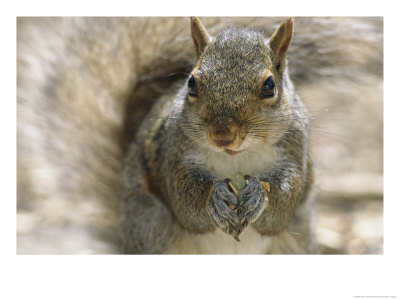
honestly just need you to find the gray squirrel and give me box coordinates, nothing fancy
[17,17,382,254]
[120,17,315,254]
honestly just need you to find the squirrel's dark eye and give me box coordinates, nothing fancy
[261,76,276,99]
[187,75,198,98]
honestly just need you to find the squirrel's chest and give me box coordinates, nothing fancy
[187,144,280,178]
[191,226,273,254]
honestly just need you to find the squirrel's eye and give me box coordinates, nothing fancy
[261,76,276,99]
[187,75,198,98]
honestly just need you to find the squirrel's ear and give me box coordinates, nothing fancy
[191,17,211,57]
[269,17,294,74]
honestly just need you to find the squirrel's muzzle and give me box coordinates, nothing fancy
[207,123,239,149]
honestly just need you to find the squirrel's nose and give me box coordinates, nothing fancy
[209,124,236,147]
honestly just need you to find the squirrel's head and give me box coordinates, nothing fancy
[183,17,294,155]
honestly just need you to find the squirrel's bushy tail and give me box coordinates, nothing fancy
[17,17,382,253]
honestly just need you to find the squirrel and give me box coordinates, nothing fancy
[120,17,316,254]
[17,17,383,254]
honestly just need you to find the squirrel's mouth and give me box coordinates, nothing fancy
[224,148,245,155]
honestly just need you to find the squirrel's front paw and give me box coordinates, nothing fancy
[207,179,241,240]
[237,175,268,230]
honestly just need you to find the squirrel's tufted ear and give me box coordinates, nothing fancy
[190,17,211,58]
[269,17,294,74]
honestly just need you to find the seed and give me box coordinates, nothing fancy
[229,172,247,193]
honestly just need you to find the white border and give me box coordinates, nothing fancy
[3,0,399,299]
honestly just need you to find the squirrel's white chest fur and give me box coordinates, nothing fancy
[193,226,273,254]
[171,225,274,254]
[186,143,280,178]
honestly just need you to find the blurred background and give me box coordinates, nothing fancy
[301,75,383,254]
[293,18,383,254]
[17,17,383,254]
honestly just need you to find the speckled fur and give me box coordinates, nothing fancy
[121,18,317,254]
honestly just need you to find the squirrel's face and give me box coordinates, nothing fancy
[182,28,293,155]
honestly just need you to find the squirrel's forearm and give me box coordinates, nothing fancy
[253,152,313,235]
[165,161,217,233]
[253,164,304,235]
